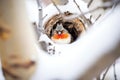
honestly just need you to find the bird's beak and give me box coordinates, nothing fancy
[57,31,62,35]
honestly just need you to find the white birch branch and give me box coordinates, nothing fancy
[0,0,38,80]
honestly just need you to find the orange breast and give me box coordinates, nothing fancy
[52,33,69,39]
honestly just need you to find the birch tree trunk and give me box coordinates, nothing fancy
[0,0,38,80]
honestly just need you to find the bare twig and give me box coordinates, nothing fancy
[87,0,93,8]
[73,0,92,26]
[73,0,83,15]
[36,0,48,36]
[64,3,113,21]
[90,15,92,21]
[42,14,48,20]
[81,0,115,17]
[51,0,62,15]
[102,66,111,80]
[36,0,43,36]
[37,0,42,26]
[40,14,48,34]
[38,8,42,27]
[82,6,110,16]
[113,61,118,80]
[37,0,42,8]
[95,14,102,22]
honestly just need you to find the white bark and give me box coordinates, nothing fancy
[0,0,38,80]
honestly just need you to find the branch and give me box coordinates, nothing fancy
[87,0,93,8]
[73,0,92,26]
[102,66,111,80]
[113,61,118,80]
[63,4,113,22]
[0,0,38,80]
[94,14,102,23]
[51,0,62,15]
[36,0,43,35]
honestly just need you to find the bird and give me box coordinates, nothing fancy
[50,22,72,44]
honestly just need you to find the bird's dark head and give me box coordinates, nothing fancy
[55,23,64,35]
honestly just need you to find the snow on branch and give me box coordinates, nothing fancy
[34,1,120,80]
